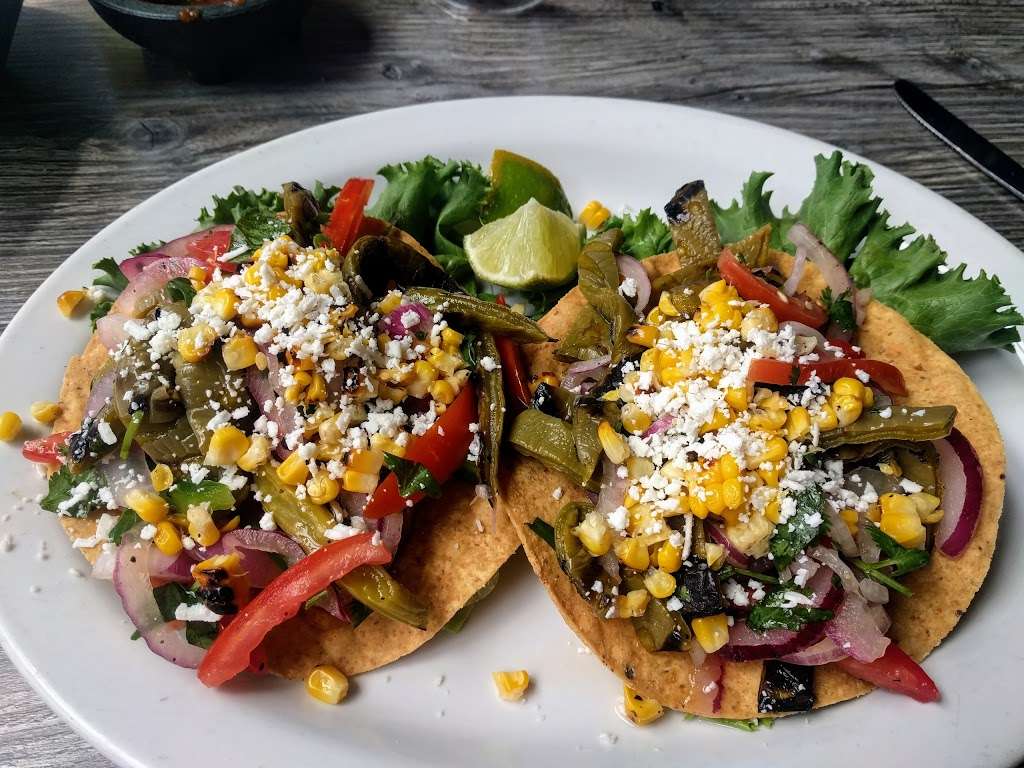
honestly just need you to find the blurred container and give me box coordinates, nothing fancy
[1,0,23,67]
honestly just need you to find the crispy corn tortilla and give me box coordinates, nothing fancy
[498,251,1005,718]
[54,334,521,679]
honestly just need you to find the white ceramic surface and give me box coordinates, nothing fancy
[0,97,1020,768]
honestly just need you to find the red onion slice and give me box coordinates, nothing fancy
[933,428,983,558]
[780,636,847,666]
[562,354,611,392]
[99,447,151,509]
[111,256,207,317]
[95,313,132,350]
[119,253,168,280]
[114,534,206,669]
[787,223,862,324]
[824,506,858,558]
[148,550,196,583]
[781,247,808,296]
[706,522,752,568]
[376,512,405,555]
[595,457,627,519]
[91,546,117,581]
[192,529,303,588]
[642,413,674,438]
[808,544,861,596]
[686,652,723,715]
[616,255,652,313]
[380,302,432,339]
[824,592,890,663]
[84,368,116,419]
[246,358,300,460]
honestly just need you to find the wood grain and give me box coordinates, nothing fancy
[2,0,1023,765]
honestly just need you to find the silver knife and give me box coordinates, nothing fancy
[894,79,1024,202]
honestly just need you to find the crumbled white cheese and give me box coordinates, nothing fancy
[174,603,222,623]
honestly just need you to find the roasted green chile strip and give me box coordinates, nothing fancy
[663,180,723,266]
[508,409,597,489]
[577,230,638,364]
[137,416,201,464]
[894,444,939,497]
[173,354,251,453]
[553,502,614,614]
[476,332,505,494]
[572,406,603,485]
[343,235,460,303]
[253,468,428,629]
[405,287,549,343]
[622,573,691,653]
[555,306,611,362]
[818,406,956,449]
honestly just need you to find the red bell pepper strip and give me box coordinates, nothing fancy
[22,431,72,465]
[323,178,374,256]
[494,297,532,409]
[186,227,237,273]
[718,249,829,328]
[748,357,907,397]
[825,338,865,359]
[197,532,390,687]
[836,644,940,703]
[362,382,477,520]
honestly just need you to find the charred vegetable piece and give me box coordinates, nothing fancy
[895,444,939,496]
[508,409,597,489]
[252,467,428,629]
[112,337,179,428]
[405,287,548,343]
[531,381,575,421]
[343,235,460,303]
[553,502,614,614]
[281,182,321,246]
[66,407,121,471]
[818,406,956,450]
[844,466,902,497]
[727,223,774,269]
[663,180,723,266]
[476,332,505,494]
[572,406,603,485]
[675,559,724,620]
[633,593,692,652]
[554,306,611,362]
[173,354,251,453]
[137,416,201,464]
[577,230,639,364]
[758,661,815,713]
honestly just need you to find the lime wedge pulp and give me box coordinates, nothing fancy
[465,198,583,290]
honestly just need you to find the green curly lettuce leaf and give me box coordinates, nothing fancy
[600,208,673,258]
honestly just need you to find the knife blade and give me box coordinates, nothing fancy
[894,79,1024,202]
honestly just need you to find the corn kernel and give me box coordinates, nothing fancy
[205,424,250,467]
[692,613,730,653]
[626,324,659,348]
[724,387,749,412]
[177,324,217,363]
[186,504,220,547]
[879,493,926,548]
[276,452,310,485]
[866,503,882,523]
[863,386,875,407]
[306,665,349,705]
[615,538,650,570]
[305,373,328,403]
[700,407,731,434]
[427,350,461,377]
[220,515,240,533]
[759,436,789,464]
[785,406,811,441]
[377,291,403,315]
[221,334,258,371]
[626,455,656,480]
[440,327,464,353]
[150,463,173,492]
[369,434,406,459]
[758,465,781,487]
[658,291,680,317]
[722,477,745,510]
[617,589,651,618]
[840,508,859,535]
[125,489,169,524]
[342,469,378,494]
[813,402,839,430]
[237,311,262,329]
[597,420,630,464]
[187,265,207,286]
[764,497,782,523]
[621,403,653,434]
[528,372,560,394]
[265,249,289,270]
[306,472,340,505]
[644,568,677,599]
[492,670,531,702]
[429,379,456,406]
[210,288,238,321]
[704,483,726,516]
[718,454,740,480]
[579,200,611,230]
[57,289,86,317]
[689,493,709,519]
[29,401,61,424]
[831,376,864,400]
[237,435,271,472]
[705,542,726,569]
[623,685,664,726]
[575,510,613,556]
[153,521,183,556]
[740,305,778,339]
[831,394,863,427]
[349,448,385,475]
[656,541,683,573]
[0,411,21,441]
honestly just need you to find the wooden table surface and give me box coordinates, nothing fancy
[1,0,1022,765]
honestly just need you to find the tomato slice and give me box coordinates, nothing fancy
[197,532,390,687]
[825,338,865,359]
[494,296,532,409]
[748,357,907,397]
[323,178,375,256]
[718,249,828,328]
[186,227,237,274]
[22,431,72,465]
[362,383,477,520]
[836,644,940,703]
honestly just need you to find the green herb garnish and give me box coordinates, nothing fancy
[820,286,856,333]
[40,465,106,518]
[527,517,556,549]
[382,453,442,499]
[852,525,929,597]
[769,486,828,569]
[108,509,140,546]
[599,208,673,258]
[166,479,235,514]
[164,276,197,307]
[747,586,833,632]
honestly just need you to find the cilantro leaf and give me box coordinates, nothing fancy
[853,525,930,597]
[747,587,833,632]
[198,185,282,228]
[92,257,128,293]
[228,210,292,263]
[166,479,236,515]
[820,287,856,333]
[368,156,452,248]
[153,582,193,623]
[382,453,442,499]
[601,209,673,259]
[717,564,779,586]
[129,240,165,257]
[684,714,774,732]
[711,171,794,251]
[794,151,880,262]
[107,509,140,545]
[89,298,114,330]
[164,277,196,306]
[527,517,556,549]
[40,465,107,518]
[769,486,828,569]
[185,621,219,649]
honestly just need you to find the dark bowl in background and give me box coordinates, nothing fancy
[87,0,307,82]
[1,0,24,67]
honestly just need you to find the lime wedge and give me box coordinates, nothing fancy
[481,149,572,224]
[465,198,582,290]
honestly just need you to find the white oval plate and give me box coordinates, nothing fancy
[1,97,1021,768]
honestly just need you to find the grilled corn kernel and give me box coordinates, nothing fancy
[440,327,464,353]
[879,493,926,548]
[598,420,631,464]
[618,589,651,618]
[427,350,461,377]
[813,402,839,430]
[306,665,349,705]
[704,483,726,516]
[615,538,650,570]
[369,434,406,459]
[0,411,21,441]
[705,542,727,570]
[529,372,560,395]
[575,510,613,556]
[909,491,941,518]
[306,373,328,403]
[692,613,730,653]
[342,469,378,494]
[153,521,183,556]
[125,489,169,524]
[29,401,61,424]
[656,541,683,573]
[210,288,238,321]
[785,406,811,441]
[626,324,659,348]
[688,492,709,519]
[57,289,86,317]
[221,334,258,371]
[306,472,340,505]
[840,508,859,535]
[243,265,262,286]
[187,266,207,288]
[177,323,217,363]
[644,568,677,599]
[626,456,656,480]
[205,424,250,467]
[429,379,456,406]
[579,200,611,230]
[284,370,312,405]
[740,305,778,339]
[150,463,173,492]
[186,504,220,547]
[722,477,745,510]
[832,376,865,400]
[237,311,262,329]
[764,497,782,523]
[349,448,385,475]
[757,465,781,487]
[700,407,731,435]
[276,452,310,485]
[236,435,271,472]
[492,670,531,702]
[831,394,863,427]
[718,454,740,481]
[658,291,680,317]
[621,403,653,434]
[759,436,789,465]
[724,386,749,412]
[623,685,664,726]
[866,503,882,523]
[377,291,403,315]
[863,386,875,407]
[220,515,241,533]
